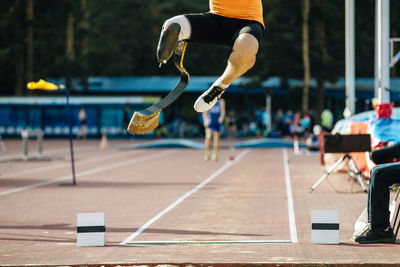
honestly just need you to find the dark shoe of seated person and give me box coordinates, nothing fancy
[354,227,395,244]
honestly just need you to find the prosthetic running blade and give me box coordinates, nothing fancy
[127,42,189,134]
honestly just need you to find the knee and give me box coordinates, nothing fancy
[370,166,384,183]
[232,33,259,59]
[370,150,385,165]
[370,165,392,188]
[162,15,191,41]
[229,34,259,67]
[205,130,212,139]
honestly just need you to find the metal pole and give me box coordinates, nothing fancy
[65,86,77,185]
[345,0,356,117]
[390,38,400,68]
[374,0,379,98]
[21,130,29,161]
[375,0,391,104]
[265,88,272,133]
[266,95,271,133]
[37,130,43,159]
[0,134,12,166]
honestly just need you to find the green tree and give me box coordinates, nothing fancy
[302,0,310,112]
[0,1,25,95]
[0,0,399,102]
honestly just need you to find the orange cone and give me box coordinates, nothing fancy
[100,134,108,150]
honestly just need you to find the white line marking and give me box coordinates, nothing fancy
[283,148,298,243]
[0,150,175,197]
[0,144,97,162]
[127,239,291,245]
[0,149,143,179]
[120,149,250,245]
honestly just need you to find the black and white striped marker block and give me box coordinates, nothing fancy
[311,210,339,244]
[77,213,105,246]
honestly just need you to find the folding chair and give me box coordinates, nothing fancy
[391,186,400,240]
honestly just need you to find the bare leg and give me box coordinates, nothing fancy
[82,125,87,139]
[293,135,299,154]
[194,33,259,112]
[212,131,221,161]
[220,33,259,85]
[204,128,212,160]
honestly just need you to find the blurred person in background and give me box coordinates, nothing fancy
[256,106,264,137]
[203,99,226,161]
[321,108,333,132]
[122,106,131,135]
[300,111,311,135]
[282,110,293,136]
[77,107,87,139]
[274,109,284,136]
[290,111,304,154]
[225,110,237,138]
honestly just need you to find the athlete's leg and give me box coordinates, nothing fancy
[220,33,259,85]
[194,31,261,113]
[204,128,212,161]
[212,131,221,161]
[157,15,191,67]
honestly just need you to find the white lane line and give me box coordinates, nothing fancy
[0,150,176,197]
[120,149,250,245]
[0,149,143,179]
[283,148,298,243]
[127,239,291,245]
[0,144,98,162]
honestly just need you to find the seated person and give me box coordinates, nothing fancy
[354,143,400,244]
[370,142,400,165]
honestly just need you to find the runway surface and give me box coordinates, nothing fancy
[0,138,399,266]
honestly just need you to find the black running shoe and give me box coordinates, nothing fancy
[354,227,395,244]
[194,85,225,112]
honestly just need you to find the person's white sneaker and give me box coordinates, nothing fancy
[193,85,226,112]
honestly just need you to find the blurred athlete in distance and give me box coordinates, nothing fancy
[157,0,264,113]
[202,98,226,161]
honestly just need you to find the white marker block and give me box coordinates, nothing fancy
[312,210,339,244]
[77,213,105,246]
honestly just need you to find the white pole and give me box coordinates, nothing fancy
[21,130,29,161]
[345,0,356,117]
[375,0,391,104]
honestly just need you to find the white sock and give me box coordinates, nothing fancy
[213,77,229,90]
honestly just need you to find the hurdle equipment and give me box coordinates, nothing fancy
[21,130,49,161]
[21,130,29,161]
[312,210,339,244]
[0,130,51,162]
[77,213,105,246]
[27,80,76,185]
[0,134,11,166]
[127,41,189,134]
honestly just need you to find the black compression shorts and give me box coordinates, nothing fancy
[184,12,264,48]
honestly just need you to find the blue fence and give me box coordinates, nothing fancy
[0,96,160,137]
